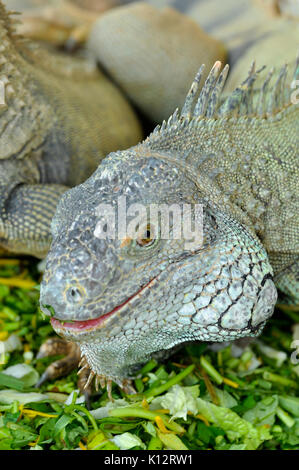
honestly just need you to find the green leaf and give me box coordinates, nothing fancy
[87,430,119,450]
[279,396,299,417]
[196,397,272,450]
[157,431,188,450]
[64,423,87,449]
[53,414,74,437]
[0,372,25,391]
[0,428,11,441]
[0,390,48,405]
[243,395,279,426]
[39,418,56,444]
[2,363,39,387]
[0,438,13,450]
[196,422,225,445]
[142,421,157,438]
[208,388,238,408]
[7,422,38,449]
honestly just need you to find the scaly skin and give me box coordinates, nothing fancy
[40,59,298,391]
[0,1,142,257]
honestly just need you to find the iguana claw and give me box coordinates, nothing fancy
[36,340,136,400]
[79,355,136,400]
[35,338,81,388]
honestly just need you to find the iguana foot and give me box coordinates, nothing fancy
[78,355,136,400]
[36,338,96,404]
[36,342,96,407]
[36,338,81,387]
[9,0,124,48]
[36,338,135,401]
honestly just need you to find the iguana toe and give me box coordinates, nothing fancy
[79,355,136,400]
[35,338,81,387]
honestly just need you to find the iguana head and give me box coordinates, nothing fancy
[40,147,277,382]
[40,62,278,383]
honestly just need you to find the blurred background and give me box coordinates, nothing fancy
[3,1,299,62]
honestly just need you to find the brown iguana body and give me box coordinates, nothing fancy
[2,0,124,47]
[0,1,142,257]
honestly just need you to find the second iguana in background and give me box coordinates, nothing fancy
[0,1,142,257]
[40,57,299,397]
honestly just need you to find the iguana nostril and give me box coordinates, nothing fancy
[66,286,84,304]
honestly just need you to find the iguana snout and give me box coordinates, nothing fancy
[40,230,119,322]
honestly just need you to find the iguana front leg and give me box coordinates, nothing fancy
[0,183,68,258]
[36,337,81,386]
[35,337,123,401]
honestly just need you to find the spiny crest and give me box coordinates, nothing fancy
[0,1,21,39]
[0,2,33,116]
[148,51,299,140]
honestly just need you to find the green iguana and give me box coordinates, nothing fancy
[40,58,299,397]
[0,0,142,257]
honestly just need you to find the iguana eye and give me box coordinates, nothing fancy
[136,224,155,247]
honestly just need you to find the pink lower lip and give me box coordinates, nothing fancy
[50,279,156,332]
[50,308,117,331]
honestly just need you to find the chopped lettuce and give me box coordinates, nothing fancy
[2,363,39,387]
[243,395,279,426]
[0,334,22,354]
[279,396,299,418]
[111,432,146,450]
[150,385,199,420]
[0,389,49,405]
[255,341,287,367]
[195,397,272,449]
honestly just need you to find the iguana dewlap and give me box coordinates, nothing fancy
[40,58,299,391]
[0,1,142,257]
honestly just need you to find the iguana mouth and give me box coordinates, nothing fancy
[50,277,157,333]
